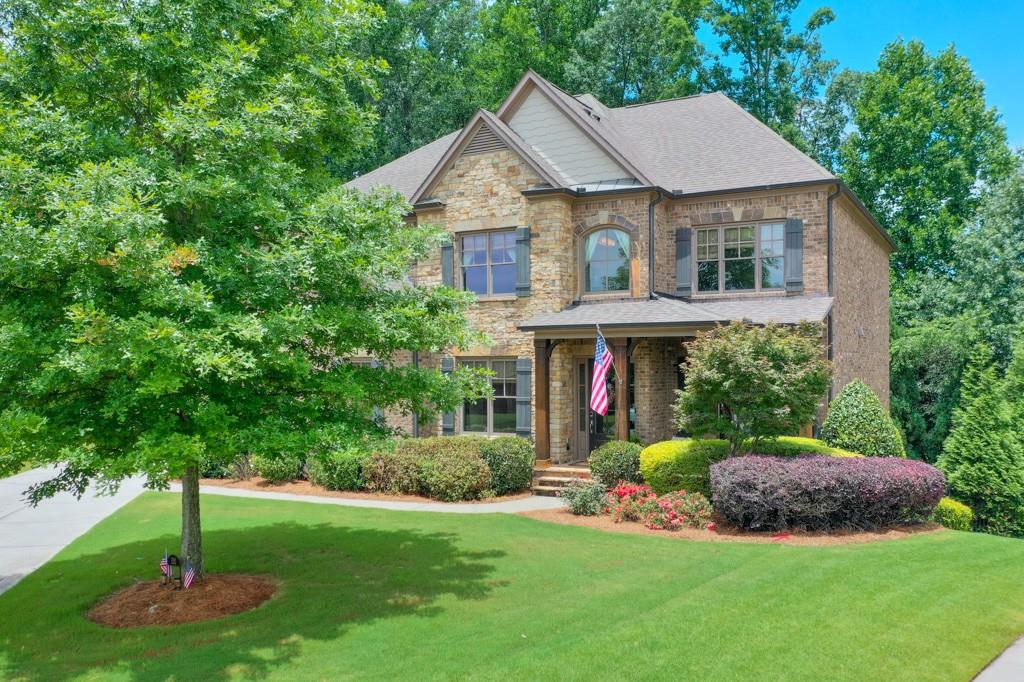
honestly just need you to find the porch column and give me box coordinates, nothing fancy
[533,339,551,460]
[611,337,629,442]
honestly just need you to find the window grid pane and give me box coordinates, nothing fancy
[459,359,517,435]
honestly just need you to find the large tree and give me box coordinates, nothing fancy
[839,40,1013,279]
[0,0,487,577]
[565,0,705,105]
[705,0,836,145]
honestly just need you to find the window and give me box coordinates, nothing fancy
[461,359,516,434]
[461,231,516,296]
[695,222,785,293]
[584,228,631,292]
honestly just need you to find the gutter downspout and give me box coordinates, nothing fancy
[648,191,665,299]
[826,184,841,404]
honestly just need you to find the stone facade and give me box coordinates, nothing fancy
[372,143,891,461]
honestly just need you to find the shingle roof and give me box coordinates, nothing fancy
[344,72,834,201]
[517,295,833,331]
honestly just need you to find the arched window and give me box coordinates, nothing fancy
[584,228,631,292]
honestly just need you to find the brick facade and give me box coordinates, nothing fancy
[367,144,891,459]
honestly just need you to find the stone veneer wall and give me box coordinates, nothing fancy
[655,187,831,296]
[831,195,891,405]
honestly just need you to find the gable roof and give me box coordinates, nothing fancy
[345,70,835,202]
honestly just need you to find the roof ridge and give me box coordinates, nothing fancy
[617,91,719,109]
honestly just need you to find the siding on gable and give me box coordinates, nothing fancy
[508,89,628,186]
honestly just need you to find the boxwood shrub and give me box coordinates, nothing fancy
[308,447,371,491]
[639,437,858,496]
[710,455,945,531]
[589,440,644,486]
[479,436,535,495]
[932,497,973,531]
[559,479,606,516]
[252,453,304,483]
[419,449,491,501]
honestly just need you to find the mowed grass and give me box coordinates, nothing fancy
[2,494,1024,681]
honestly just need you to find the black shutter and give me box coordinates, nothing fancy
[675,227,693,296]
[515,356,532,439]
[784,218,804,292]
[441,243,455,288]
[440,356,456,435]
[515,226,531,297]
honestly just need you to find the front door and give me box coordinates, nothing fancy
[575,359,617,462]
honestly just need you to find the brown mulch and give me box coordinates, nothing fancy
[87,574,277,628]
[197,477,533,504]
[519,508,945,546]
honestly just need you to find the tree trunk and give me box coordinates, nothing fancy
[181,464,205,578]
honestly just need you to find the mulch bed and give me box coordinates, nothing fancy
[519,508,944,546]
[198,477,533,504]
[87,574,277,628]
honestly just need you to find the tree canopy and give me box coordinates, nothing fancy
[0,0,488,575]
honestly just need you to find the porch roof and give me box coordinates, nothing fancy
[518,294,833,337]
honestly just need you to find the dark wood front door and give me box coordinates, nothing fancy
[575,359,617,462]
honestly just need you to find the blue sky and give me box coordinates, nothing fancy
[716,0,1024,147]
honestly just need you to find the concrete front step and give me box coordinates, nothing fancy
[532,485,564,497]
[532,476,579,489]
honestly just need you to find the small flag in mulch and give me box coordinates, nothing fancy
[183,561,196,589]
[159,551,170,578]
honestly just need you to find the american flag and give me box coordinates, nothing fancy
[590,332,615,416]
[159,551,170,578]
[183,561,196,589]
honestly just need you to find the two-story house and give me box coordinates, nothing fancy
[347,70,893,464]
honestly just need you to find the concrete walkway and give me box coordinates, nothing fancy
[975,636,1024,681]
[170,482,566,514]
[0,467,146,594]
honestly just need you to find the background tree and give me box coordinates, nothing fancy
[675,322,832,455]
[838,40,1013,279]
[889,317,979,462]
[938,345,1024,536]
[565,0,705,105]
[705,0,836,145]
[0,0,488,577]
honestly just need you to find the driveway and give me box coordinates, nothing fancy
[0,467,145,594]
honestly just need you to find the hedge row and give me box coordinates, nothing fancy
[639,437,861,497]
[710,455,945,531]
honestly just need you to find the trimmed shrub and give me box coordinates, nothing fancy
[559,479,606,516]
[479,436,535,495]
[639,491,713,530]
[589,441,643,486]
[640,440,730,496]
[821,379,906,457]
[308,447,370,491]
[419,449,491,501]
[252,453,304,483]
[932,497,973,531]
[755,437,861,458]
[640,437,861,497]
[364,448,422,495]
[710,456,945,531]
[200,454,234,479]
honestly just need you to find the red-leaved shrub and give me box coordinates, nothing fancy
[605,481,655,522]
[710,455,945,531]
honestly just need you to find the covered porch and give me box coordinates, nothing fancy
[519,295,834,463]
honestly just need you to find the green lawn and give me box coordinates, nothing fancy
[2,493,1024,681]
